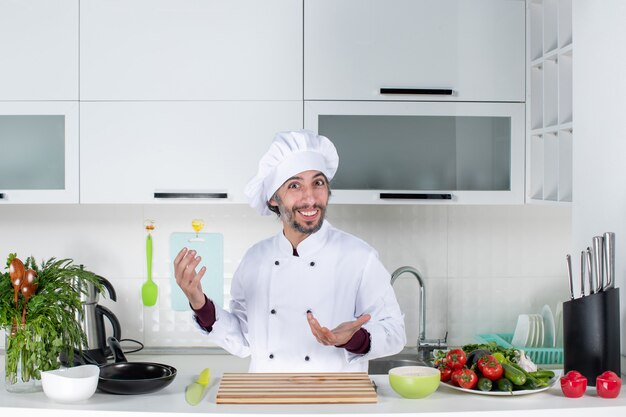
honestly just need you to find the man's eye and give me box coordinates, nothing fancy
[315,180,326,186]
[288,183,300,189]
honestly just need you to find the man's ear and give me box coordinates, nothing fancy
[268,197,278,208]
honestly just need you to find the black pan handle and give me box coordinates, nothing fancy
[107,337,128,363]
[380,193,452,200]
[380,88,454,95]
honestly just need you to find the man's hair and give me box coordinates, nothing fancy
[266,177,332,218]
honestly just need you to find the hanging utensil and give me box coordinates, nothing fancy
[566,254,574,300]
[603,232,615,290]
[592,236,604,292]
[141,220,158,307]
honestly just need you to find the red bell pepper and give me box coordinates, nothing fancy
[596,371,622,399]
[560,370,587,398]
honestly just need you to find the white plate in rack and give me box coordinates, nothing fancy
[542,304,556,348]
[511,314,531,347]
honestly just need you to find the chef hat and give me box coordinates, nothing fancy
[244,130,339,216]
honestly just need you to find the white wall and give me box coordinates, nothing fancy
[0,203,570,349]
[572,0,626,368]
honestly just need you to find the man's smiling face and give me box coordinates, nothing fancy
[270,170,330,237]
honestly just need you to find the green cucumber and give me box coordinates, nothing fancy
[529,370,555,379]
[496,377,513,392]
[502,363,527,386]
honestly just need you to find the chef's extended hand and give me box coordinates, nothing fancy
[306,312,371,347]
[173,247,206,310]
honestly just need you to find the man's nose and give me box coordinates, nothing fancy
[301,186,315,204]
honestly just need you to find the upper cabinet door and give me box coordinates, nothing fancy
[0,102,79,203]
[0,0,78,100]
[79,101,302,204]
[80,0,302,101]
[304,0,525,102]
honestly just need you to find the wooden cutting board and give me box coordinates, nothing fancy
[216,372,377,404]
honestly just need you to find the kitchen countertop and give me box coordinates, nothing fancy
[2,352,625,417]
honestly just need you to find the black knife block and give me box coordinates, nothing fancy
[562,287,621,386]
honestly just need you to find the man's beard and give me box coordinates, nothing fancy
[276,198,326,235]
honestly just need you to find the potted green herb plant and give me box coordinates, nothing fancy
[1,254,102,393]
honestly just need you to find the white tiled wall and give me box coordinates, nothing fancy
[0,203,571,349]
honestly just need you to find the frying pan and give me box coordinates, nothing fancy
[98,337,177,395]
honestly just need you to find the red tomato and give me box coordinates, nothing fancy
[451,369,465,386]
[596,371,622,399]
[476,355,503,381]
[560,370,587,398]
[438,365,453,382]
[455,369,478,390]
[445,349,467,370]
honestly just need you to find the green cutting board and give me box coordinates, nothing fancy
[169,232,224,311]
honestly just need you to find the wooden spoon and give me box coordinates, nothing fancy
[8,257,25,336]
[20,269,38,328]
[9,257,25,306]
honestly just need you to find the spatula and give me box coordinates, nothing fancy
[142,221,158,306]
[185,368,211,406]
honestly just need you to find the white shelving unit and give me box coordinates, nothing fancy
[526,0,573,203]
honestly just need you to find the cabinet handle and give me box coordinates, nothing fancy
[154,192,228,199]
[0,193,5,200]
[380,88,454,96]
[380,193,452,200]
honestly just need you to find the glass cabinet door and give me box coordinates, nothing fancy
[304,101,524,204]
[0,102,78,203]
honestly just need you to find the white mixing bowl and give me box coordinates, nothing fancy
[41,364,100,403]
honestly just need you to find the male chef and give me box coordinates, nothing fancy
[174,130,406,372]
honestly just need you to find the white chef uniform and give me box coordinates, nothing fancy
[200,219,406,372]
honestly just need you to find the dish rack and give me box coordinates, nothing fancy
[476,333,564,365]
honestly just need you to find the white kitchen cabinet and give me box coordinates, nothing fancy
[0,0,78,100]
[0,102,79,203]
[304,0,525,102]
[80,0,302,101]
[526,0,573,203]
[305,101,525,205]
[79,101,302,204]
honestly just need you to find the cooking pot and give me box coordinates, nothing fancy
[98,337,177,395]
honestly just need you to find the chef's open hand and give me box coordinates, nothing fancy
[306,312,371,347]
[173,247,206,310]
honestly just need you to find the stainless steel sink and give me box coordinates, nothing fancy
[367,353,432,374]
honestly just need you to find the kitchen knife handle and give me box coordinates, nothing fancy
[586,248,594,294]
[580,251,586,297]
[566,254,574,300]
[603,232,615,289]
[380,88,454,95]
[379,193,452,200]
[592,236,604,292]
[154,192,228,199]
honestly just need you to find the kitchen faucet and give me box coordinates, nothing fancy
[391,266,447,362]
